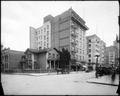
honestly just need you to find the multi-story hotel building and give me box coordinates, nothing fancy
[86,34,106,65]
[30,21,51,49]
[30,8,89,64]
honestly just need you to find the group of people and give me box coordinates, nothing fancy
[95,64,119,95]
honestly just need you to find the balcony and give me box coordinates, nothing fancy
[74,47,78,53]
[71,40,77,46]
[71,56,76,60]
[71,22,78,29]
[71,46,78,53]
[71,31,78,38]
[71,48,76,54]
[71,38,78,46]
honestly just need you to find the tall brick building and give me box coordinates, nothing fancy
[30,8,89,64]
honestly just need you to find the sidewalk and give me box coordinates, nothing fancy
[10,71,85,76]
[11,72,57,76]
[87,74,119,86]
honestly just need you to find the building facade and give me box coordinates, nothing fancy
[105,35,119,67]
[86,34,106,65]
[30,8,89,65]
[30,21,51,50]
[24,48,59,71]
[105,46,117,66]
[1,48,24,72]
[113,35,119,61]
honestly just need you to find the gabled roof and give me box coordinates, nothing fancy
[25,48,48,54]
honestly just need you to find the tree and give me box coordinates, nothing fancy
[64,48,71,73]
[54,48,71,74]
[54,48,63,67]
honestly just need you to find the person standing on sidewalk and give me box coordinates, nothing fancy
[95,66,99,78]
[116,79,120,95]
[111,64,116,83]
[116,64,120,95]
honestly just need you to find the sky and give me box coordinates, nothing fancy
[1,1,119,51]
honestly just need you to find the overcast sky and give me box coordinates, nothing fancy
[1,1,119,51]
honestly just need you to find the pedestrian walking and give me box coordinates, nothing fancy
[116,65,120,95]
[95,66,99,78]
[111,65,116,83]
[0,82,4,96]
[116,80,120,95]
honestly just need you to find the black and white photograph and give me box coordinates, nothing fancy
[1,1,119,95]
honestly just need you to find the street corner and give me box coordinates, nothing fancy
[86,75,119,86]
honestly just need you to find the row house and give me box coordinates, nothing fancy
[1,48,24,72]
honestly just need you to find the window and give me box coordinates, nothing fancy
[44,42,46,46]
[41,29,43,34]
[88,44,91,47]
[53,54,55,58]
[47,25,49,30]
[89,59,91,63]
[39,47,41,50]
[89,49,91,52]
[49,53,51,56]
[47,37,49,42]
[36,37,38,41]
[29,54,31,58]
[41,36,42,39]
[47,31,49,35]
[44,36,46,40]
[96,49,99,52]
[89,39,91,42]
[47,43,49,48]
[88,54,91,57]
[44,28,46,32]
[5,63,8,69]
[80,49,81,54]
[5,55,8,62]
[80,56,81,60]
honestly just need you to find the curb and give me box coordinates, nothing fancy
[11,73,71,76]
[12,73,57,76]
[87,81,119,86]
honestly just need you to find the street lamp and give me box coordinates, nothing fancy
[95,55,100,78]
[95,55,100,66]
